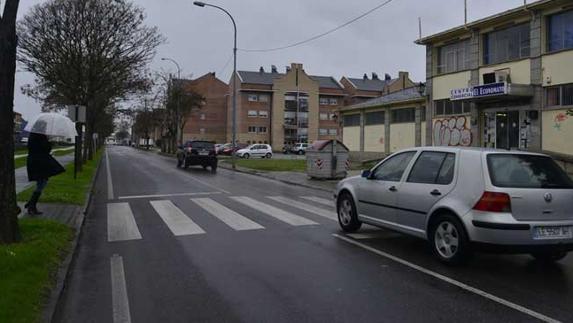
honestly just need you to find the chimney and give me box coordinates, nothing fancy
[259,66,265,73]
[363,73,369,80]
[384,73,392,81]
[271,65,278,73]
[399,71,409,89]
[372,72,379,80]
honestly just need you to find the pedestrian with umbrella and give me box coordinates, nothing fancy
[23,113,77,215]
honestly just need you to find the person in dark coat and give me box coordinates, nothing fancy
[25,132,65,215]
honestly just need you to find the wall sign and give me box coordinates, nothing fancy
[450,83,508,101]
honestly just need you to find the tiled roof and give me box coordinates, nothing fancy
[347,77,394,92]
[238,71,343,89]
[341,86,424,111]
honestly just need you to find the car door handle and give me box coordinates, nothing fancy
[430,189,442,196]
[389,186,398,192]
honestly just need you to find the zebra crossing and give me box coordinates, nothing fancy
[107,195,336,242]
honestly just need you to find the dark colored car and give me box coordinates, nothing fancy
[176,141,217,172]
[219,143,248,156]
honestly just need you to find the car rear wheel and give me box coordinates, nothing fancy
[243,153,250,159]
[337,192,361,232]
[265,153,272,159]
[429,213,471,265]
[531,251,568,263]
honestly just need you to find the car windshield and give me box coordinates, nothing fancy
[487,154,573,189]
[187,141,214,150]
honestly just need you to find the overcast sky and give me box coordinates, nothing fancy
[13,0,538,120]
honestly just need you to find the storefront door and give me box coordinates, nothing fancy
[483,110,520,150]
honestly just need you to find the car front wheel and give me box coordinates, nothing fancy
[243,153,250,159]
[429,213,471,265]
[337,192,361,232]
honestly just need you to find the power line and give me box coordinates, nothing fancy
[239,0,396,53]
[218,53,233,76]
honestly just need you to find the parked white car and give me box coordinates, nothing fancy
[291,143,309,155]
[236,144,273,159]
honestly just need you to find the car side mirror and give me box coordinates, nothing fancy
[361,170,371,179]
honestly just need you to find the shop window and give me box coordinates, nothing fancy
[437,39,471,74]
[248,110,258,117]
[248,94,258,102]
[548,10,573,52]
[547,83,573,107]
[365,111,385,125]
[435,100,470,116]
[328,129,338,136]
[483,23,530,65]
[259,110,268,118]
[391,108,416,123]
[343,114,361,127]
[319,97,329,105]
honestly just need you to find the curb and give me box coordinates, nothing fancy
[218,162,334,193]
[41,150,105,323]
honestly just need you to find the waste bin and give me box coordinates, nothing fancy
[306,140,350,179]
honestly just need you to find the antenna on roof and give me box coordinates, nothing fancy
[464,0,468,26]
[418,17,422,40]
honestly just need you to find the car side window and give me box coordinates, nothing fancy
[371,151,416,181]
[407,152,456,185]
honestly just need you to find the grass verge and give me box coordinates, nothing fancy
[0,219,73,323]
[233,158,306,172]
[17,149,102,205]
[14,148,74,170]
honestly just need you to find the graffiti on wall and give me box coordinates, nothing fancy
[433,116,472,146]
[553,112,569,131]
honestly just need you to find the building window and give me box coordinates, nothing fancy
[546,83,573,107]
[343,114,361,127]
[259,94,269,102]
[248,110,258,117]
[364,111,385,125]
[329,112,337,121]
[434,100,471,116]
[329,129,338,136]
[437,39,471,74]
[248,126,257,133]
[248,94,258,102]
[319,128,328,136]
[319,97,329,105]
[259,110,268,118]
[483,23,530,65]
[420,107,426,121]
[258,127,267,133]
[391,108,416,123]
[320,113,329,121]
[200,128,205,134]
[329,98,338,105]
[200,113,206,120]
[548,10,573,52]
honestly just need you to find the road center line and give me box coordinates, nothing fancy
[110,254,132,323]
[106,149,114,200]
[333,234,560,323]
[118,192,221,200]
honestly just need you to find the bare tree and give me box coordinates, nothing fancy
[17,0,164,160]
[166,79,204,150]
[0,0,21,243]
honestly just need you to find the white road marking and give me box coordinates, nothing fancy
[191,198,264,231]
[345,232,401,240]
[118,192,221,200]
[267,196,337,221]
[333,234,560,323]
[231,197,318,226]
[300,196,334,207]
[150,200,205,236]
[184,174,230,194]
[106,149,114,200]
[107,203,142,242]
[110,254,132,323]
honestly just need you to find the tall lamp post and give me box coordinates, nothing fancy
[193,1,237,170]
[161,57,183,148]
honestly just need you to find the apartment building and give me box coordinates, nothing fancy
[416,0,573,172]
[229,63,345,150]
[340,72,416,105]
[179,72,228,143]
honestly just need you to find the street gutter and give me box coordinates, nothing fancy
[42,150,105,323]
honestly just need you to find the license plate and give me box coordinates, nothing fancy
[199,151,209,156]
[533,226,573,240]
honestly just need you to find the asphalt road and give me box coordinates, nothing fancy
[54,146,573,323]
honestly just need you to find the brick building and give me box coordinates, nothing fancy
[228,63,346,150]
[340,72,416,106]
[179,72,228,143]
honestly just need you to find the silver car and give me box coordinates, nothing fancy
[335,147,573,264]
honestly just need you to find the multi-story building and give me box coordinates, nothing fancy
[229,63,346,150]
[416,0,573,173]
[179,72,228,143]
[340,72,416,105]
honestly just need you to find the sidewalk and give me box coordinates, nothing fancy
[15,154,75,193]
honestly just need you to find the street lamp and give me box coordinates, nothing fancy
[193,1,238,170]
[161,57,183,148]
